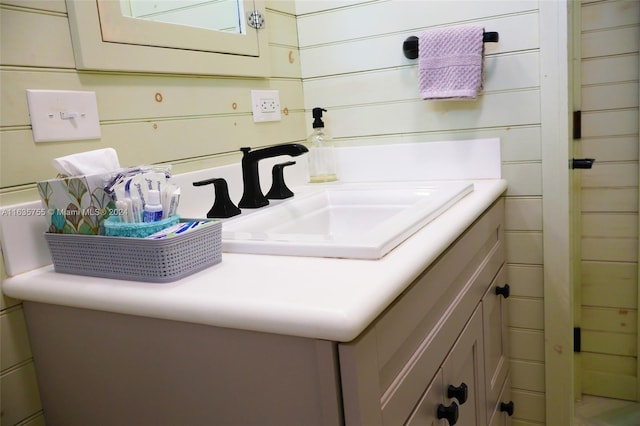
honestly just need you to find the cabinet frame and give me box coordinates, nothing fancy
[339,199,507,426]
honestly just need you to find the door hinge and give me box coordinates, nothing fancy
[574,327,581,352]
[247,10,265,29]
[573,110,582,139]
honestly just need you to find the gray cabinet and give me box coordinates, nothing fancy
[339,198,509,425]
[23,200,510,425]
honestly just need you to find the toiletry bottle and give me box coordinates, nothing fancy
[308,107,338,183]
[143,189,163,222]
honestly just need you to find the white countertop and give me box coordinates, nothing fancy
[2,179,506,342]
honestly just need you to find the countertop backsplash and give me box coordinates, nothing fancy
[1,138,500,277]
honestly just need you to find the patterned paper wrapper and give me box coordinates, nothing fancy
[37,174,115,235]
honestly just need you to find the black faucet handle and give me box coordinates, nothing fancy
[266,161,296,200]
[192,178,241,218]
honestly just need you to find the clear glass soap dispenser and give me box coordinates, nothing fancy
[308,107,338,183]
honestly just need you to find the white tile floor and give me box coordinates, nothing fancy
[575,396,640,426]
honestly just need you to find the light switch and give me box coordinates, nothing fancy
[26,90,101,142]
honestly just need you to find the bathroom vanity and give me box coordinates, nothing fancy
[4,181,508,426]
[2,139,509,425]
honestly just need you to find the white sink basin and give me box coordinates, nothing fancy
[221,181,473,259]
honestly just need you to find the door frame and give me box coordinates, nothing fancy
[540,1,573,424]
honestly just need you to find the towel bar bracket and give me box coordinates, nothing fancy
[402,31,499,60]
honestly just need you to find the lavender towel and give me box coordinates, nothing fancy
[418,25,485,100]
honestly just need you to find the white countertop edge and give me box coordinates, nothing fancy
[2,179,507,342]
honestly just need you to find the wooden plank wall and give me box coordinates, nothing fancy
[0,1,303,424]
[296,1,545,424]
[0,0,305,200]
[579,0,640,401]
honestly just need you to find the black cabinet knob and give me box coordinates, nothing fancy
[500,400,515,416]
[447,383,468,404]
[437,402,459,425]
[495,283,510,299]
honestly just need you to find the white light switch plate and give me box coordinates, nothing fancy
[26,90,101,142]
[250,89,281,122]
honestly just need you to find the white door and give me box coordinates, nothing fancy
[573,0,640,402]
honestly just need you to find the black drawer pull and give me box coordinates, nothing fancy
[447,383,468,404]
[495,284,510,298]
[500,400,515,416]
[437,402,459,425]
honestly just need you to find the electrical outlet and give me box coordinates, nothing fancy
[251,90,281,122]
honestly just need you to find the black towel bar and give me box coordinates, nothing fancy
[402,31,499,59]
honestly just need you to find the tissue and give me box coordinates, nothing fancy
[38,148,121,235]
[52,148,120,177]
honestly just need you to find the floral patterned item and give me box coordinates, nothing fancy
[37,174,115,235]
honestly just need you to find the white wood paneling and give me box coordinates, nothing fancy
[297,0,537,47]
[582,307,637,336]
[582,237,638,263]
[583,370,636,401]
[511,360,545,393]
[507,265,544,299]
[582,135,639,163]
[582,110,638,138]
[505,232,543,265]
[582,163,638,188]
[0,363,42,425]
[505,198,543,231]
[0,7,76,68]
[582,54,639,85]
[583,352,636,376]
[510,389,546,424]
[1,307,33,371]
[320,91,541,139]
[582,331,636,357]
[300,12,539,78]
[502,163,542,197]
[0,69,304,126]
[303,52,539,108]
[582,187,638,212]
[582,82,639,111]
[582,213,638,237]
[582,26,640,59]
[582,261,638,309]
[581,0,640,31]
[508,298,544,330]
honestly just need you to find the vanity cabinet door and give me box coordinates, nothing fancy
[441,306,486,426]
[483,267,509,423]
[405,369,444,426]
[488,375,512,426]
[405,307,485,426]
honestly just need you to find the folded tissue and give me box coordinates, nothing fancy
[38,148,121,235]
[52,147,120,177]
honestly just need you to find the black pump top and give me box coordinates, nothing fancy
[312,107,327,128]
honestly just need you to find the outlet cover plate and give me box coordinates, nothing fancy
[26,89,101,142]
[250,90,281,122]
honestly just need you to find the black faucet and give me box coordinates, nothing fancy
[192,178,241,218]
[238,144,308,208]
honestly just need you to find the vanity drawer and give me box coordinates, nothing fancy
[339,199,505,426]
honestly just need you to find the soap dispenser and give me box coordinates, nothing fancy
[308,107,338,183]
